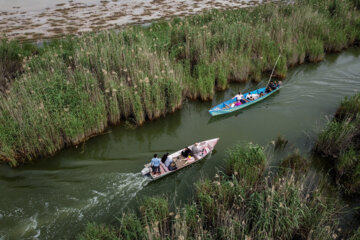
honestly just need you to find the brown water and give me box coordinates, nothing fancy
[0,48,359,239]
[0,0,262,41]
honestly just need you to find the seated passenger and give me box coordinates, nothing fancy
[247,93,254,101]
[181,147,193,158]
[168,161,177,171]
[273,81,278,88]
[240,98,248,104]
[161,153,167,164]
[192,143,201,155]
[269,81,276,90]
[259,92,265,97]
[233,92,244,102]
[265,85,272,93]
[251,93,260,100]
[234,92,248,103]
[164,153,173,168]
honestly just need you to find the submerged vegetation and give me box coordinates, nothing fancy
[78,143,354,240]
[1,0,360,166]
[315,93,360,195]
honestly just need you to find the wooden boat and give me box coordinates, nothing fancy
[141,138,219,180]
[208,86,281,116]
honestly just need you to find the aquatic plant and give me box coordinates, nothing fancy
[225,142,266,186]
[279,150,310,179]
[334,94,360,122]
[78,223,117,240]
[349,226,360,240]
[78,143,348,240]
[118,213,147,239]
[140,197,170,238]
[1,0,360,166]
[314,93,360,195]
[274,135,288,151]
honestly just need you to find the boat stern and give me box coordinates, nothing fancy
[141,167,150,176]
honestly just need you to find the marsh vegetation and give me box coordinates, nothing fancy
[79,143,356,240]
[315,93,360,195]
[0,0,359,166]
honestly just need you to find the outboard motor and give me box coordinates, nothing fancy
[141,167,150,176]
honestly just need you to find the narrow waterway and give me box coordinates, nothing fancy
[0,48,360,240]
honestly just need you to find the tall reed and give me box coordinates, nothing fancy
[1,0,360,166]
[78,143,346,240]
[314,93,360,195]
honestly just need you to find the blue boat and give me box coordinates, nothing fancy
[208,86,281,116]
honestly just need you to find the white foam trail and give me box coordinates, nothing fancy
[0,232,7,240]
[92,190,106,197]
[20,213,41,240]
[2,172,149,240]
[46,172,150,238]
[24,214,38,233]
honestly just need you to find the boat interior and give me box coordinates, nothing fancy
[149,142,211,179]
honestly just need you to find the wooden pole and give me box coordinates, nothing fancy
[266,54,281,87]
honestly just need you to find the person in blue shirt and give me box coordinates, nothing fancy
[151,154,161,174]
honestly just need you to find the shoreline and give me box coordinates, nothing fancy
[0,0,359,167]
[79,142,360,239]
[0,0,263,42]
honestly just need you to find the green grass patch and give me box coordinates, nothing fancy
[315,93,360,195]
[225,143,266,186]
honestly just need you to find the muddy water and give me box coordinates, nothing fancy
[0,0,263,41]
[0,48,360,239]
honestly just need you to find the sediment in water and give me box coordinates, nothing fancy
[1,0,360,166]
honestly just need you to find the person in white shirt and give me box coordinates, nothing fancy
[246,93,254,101]
[247,92,260,101]
[233,92,248,104]
[233,92,243,101]
[162,153,173,168]
[251,93,260,100]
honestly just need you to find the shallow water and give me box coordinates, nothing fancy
[0,0,262,41]
[0,48,360,239]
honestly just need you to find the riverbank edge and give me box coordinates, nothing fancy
[78,143,360,240]
[1,0,360,167]
[314,93,360,196]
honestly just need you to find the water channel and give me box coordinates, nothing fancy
[0,48,360,240]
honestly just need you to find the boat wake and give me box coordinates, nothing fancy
[0,172,150,240]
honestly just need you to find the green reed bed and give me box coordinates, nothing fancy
[315,93,360,195]
[0,39,38,93]
[1,0,360,166]
[79,143,349,240]
[279,151,310,178]
[350,227,360,240]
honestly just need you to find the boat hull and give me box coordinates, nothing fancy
[208,87,281,116]
[141,138,219,181]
